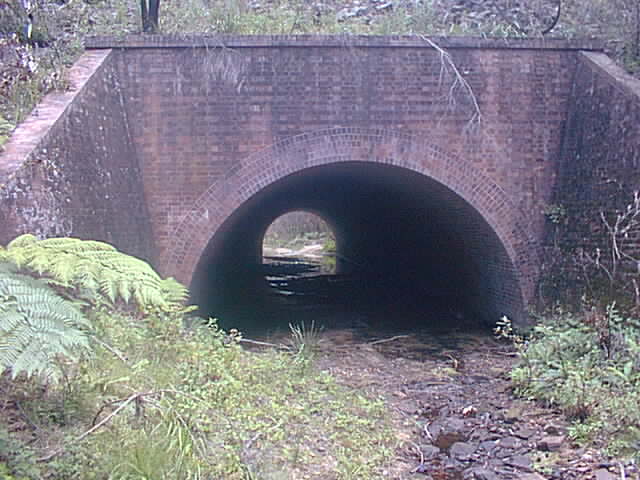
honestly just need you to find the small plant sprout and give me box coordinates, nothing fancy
[288,320,324,358]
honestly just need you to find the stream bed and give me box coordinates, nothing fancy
[232,254,639,480]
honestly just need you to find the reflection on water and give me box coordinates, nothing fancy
[214,255,483,340]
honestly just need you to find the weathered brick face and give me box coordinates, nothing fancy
[0,50,154,261]
[549,52,640,301]
[116,42,576,257]
[102,36,583,317]
[6,35,633,325]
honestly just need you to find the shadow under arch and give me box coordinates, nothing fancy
[162,127,539,328]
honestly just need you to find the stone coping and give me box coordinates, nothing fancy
[0,50,112,185]
[85,34,604,51]
[580,51,640,100]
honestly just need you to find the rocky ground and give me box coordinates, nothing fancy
[299,329,640,479]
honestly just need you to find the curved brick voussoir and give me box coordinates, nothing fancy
[162,127,539,323]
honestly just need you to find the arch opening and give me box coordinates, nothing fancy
[190,161,523,335]
[262,210,337,277]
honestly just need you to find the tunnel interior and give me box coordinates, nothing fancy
[190,162,523,335]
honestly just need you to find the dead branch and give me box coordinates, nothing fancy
[239,338,292,350]
[580,191,640,308]
[367,334,410,346]
[91,337,128,364]
[38,390,166,462]
[419,36,483,132]
[541,0,562,35]
[409,440,425,473]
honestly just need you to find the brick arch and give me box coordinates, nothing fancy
[162,127,539,310]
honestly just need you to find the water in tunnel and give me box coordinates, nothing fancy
[190,162,522,335]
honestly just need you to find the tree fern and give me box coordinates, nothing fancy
[2,235,188,312]
[0,263,91,381]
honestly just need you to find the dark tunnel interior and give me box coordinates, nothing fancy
[190,162,523,335]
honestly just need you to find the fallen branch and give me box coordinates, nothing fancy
[492,350,519,357]
[37,390,164,462]
[409,440,425,473]
[91,337,128,364]
[367,334,410,346]
[404,382,451,391]
[239,338,291,350]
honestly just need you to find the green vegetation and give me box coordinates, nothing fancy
[0,235,187,311]
[0,263,91,381]
[498,308,640,460]
[263,212,333,248]
[3,0,640,469]
[0,235,394,479]
[503,189,640,461]
[263,212,337,273]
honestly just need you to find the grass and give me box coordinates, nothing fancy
[0,237,395,478]
[0,308,395,479]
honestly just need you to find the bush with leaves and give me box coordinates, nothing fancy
[0,234,188,312]
[0,263,91,382]
[43,309,393,479]
[0,234,394,478]
[0,234,188,384]
[511,306,640,459]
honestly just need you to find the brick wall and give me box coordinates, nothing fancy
[549,52,640,306]
[2,35,622,324]
[0,50,154,261]
[103,37,581,264]
[87,35,588,320]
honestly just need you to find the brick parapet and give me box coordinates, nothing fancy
[549,50,640,305]
[0,49,154,261]
[0,50,112,184]
[85,34,604,51]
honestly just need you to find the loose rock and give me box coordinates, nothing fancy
[594,468,618,480]
[420,444,440,459]
[470,468,500,480]
[450,441,476,461]
[503,453,533,471]
[497,436,521,449]
[538,435,565,452]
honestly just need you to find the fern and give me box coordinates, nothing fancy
[2,235,188,312]
[0,263,91,381]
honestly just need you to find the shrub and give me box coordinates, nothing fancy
[0,234,394,478]
[1,235,188,312]
[0,234,189,383]
[0,263,91,382]
[511,306,640,459]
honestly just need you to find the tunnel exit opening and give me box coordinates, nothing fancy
[190,161,523,336]
[262,210,337,276]
[261,211,338,308]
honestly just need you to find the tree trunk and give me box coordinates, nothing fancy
[140,0,160,33]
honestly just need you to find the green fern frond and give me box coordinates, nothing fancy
[6,234,38,249]
[117,277,132,305]
[0,268,91,382]
[38,237,117,252]
[1,237,189,312]
[160,278,189,305]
